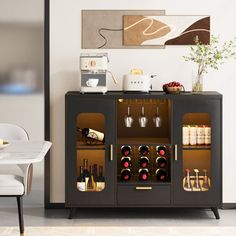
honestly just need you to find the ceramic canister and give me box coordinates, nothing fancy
[205,135,211,145]
[189,125,197,136]
[189,136,197,145]
[183,125,189,136]
[183,136,190,145]
[197,125,205,136]
[197,135,205,145]
[204,126,211,136]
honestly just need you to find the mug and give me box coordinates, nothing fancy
[86,78,99,87]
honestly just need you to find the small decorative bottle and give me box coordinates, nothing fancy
[201,169,210,191]
[184,169,192,191]
[193,169,201,191]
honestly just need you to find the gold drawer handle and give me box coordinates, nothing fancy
[110,144,113,161]
[135,187,152,190]
[175,144,178,161]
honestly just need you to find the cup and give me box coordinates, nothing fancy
[86,78,99,87]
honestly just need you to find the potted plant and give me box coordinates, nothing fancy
[183,35,236,92]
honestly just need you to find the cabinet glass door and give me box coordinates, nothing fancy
[76,113,106,192]
[66,98,115,205]
[173,99,221,205]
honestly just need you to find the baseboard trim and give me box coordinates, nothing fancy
[45,203,236,210]
[221,203,236,209]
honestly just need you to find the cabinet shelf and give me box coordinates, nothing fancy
[117,137,170,145]
[76,141,105,150]
[182,145,211,150]
[117,181,171,186]
[117,176,171,184]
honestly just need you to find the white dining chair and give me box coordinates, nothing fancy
[0,123,31,236]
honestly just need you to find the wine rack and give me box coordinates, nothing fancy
[117,145,171,183]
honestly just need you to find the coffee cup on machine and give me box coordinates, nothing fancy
[86,78,99,87]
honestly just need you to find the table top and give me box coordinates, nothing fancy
[0,141,52,164]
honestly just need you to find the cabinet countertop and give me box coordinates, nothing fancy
[66,91,222,99]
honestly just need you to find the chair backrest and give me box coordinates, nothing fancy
[0,123,32,195]
[0,123,29,141]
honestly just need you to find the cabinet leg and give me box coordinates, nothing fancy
[211,207,220,219]
[68,208,76,219]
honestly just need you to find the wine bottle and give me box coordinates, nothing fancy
[156,146,167,156]
[139,145,149,156]
[121,168,131,181]
[82,159,90,178]
[77,127,105,143]
[87,165,95,190]
[156,168,168,181]
[121,145,131,156]
[83,159,90,191]
[121,156,131,168]
[139,156,149,168]
[77,166,86,192]
[156,156,168,168]
[139,168,149,181]
[93,164,98,182]
[96,165,105,191]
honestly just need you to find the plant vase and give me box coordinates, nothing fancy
[192,73,203,93]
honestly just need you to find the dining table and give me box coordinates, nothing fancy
[0,140,52,165]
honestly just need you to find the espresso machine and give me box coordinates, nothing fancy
[80,53,117,94]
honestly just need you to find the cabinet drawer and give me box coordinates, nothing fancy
[117,185,171,205]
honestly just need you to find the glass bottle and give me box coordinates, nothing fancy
[87,165,95,191]
[77,166,86,192]
[202,169,210,191]
[193,169,201,191]
[96,165,105,191]
[184,169,192,191]
[83,159,90,191]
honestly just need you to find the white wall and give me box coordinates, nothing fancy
[50,0,236,203]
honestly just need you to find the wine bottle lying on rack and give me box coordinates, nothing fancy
[139,145,149,156]
[156,168,168,181]
[156,156,168,168]
[121,145,131,156]
[121,168,131,181]
[121,156,131,168]
[77,127,105,143]
[139,168,149,181]
[156,146,167,156]
[139,156,149,168]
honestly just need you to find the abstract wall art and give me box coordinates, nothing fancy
[82,10,166,49]
[81,10,210,49]
[123,15,210,46]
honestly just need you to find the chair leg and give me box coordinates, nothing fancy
[16,196,24,235]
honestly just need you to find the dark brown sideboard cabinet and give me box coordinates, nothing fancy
[65,91,222,219]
